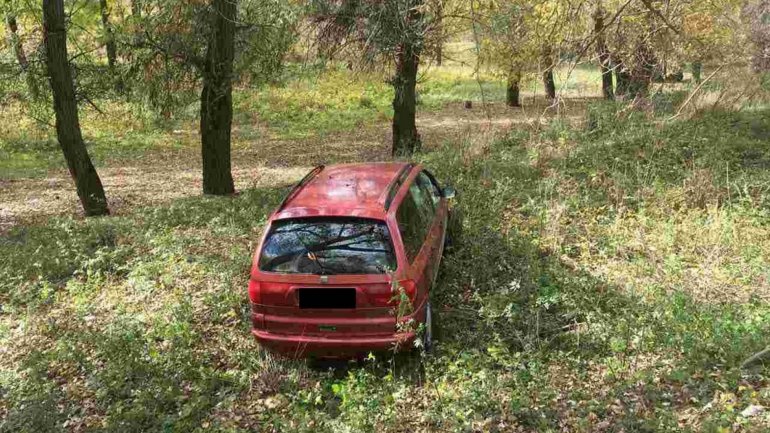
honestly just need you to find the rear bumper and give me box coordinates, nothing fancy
[252,328,415,358]
[251,298,427,358]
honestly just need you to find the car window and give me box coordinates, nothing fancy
[397,186,428,262]
[259,217,396,274]
[420,170,442,205]
[410,176,435,222]
[417,171,441,207]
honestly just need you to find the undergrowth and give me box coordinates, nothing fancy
[0,62,510,178]
[1,95,769,432]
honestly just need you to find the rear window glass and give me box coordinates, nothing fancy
[258,218,396,275]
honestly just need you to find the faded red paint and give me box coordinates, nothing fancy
[249,162,448,358]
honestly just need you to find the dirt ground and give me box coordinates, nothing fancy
[0,99,592,232]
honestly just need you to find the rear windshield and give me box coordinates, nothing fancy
[258,218,396,275]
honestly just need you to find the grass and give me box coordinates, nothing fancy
[2,86,770,432]
[0,56,604,178]
[0,101,195,179]
[0,60,512,177]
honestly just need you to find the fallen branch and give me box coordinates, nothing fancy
[666,65,724,122]
[741,347,770,369]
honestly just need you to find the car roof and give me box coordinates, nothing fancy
[273,162,414,220]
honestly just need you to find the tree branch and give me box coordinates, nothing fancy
[741,347,770,369]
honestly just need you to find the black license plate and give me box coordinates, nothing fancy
[298,288,356,309]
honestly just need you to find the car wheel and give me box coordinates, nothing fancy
[422,300,433,352]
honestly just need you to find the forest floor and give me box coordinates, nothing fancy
[2,56,770,433]
[0,98,586,230]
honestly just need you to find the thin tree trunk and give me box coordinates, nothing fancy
[99,0,122,93]
[5,13,28,69]
[43,0,109,216]
[200,0,236,195]
[130,0,143,45]
[131,0,141,20]
[615,61,631,97]
[692,62,702,83]
[629,38,654,96]
[435,0,443,66]
[391,41,421,156]
[5,12,39,98]
[99,0,116,69]
[594,4,614,100]
[542,48,556,100]
[506,70,521,107]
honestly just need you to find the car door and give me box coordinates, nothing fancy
[396,177,435,306]
[417,170,447,284]
[414,171,446,286]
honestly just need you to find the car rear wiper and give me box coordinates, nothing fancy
[293,231,329,275]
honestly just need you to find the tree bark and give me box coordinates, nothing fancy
[200,0,236,195]
[99,0,122,93]
[692,62,702,83]
[615,61,631,98]
[5,11,39,98]
[99,0,116,70]
[130,0,143,45]
[131,0,141,19]
[506,70,521,107]
[43,0,109,216]
[542,48,556,100]
[5,13,28,69]
[391,41,421,156]
[628,39,654,96]
[594,4,614,100]
[435,0,443,66]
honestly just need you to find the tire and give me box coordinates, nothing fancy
[422,300,433,352]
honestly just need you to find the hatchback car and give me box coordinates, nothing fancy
[248,162,456,357]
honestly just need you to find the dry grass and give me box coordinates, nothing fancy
[0,94,591,232]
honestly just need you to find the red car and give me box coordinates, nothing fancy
[248,162,457,358]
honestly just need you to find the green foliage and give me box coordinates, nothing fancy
[418,72,507,106]
[1,62,504,177]
[235,65,393,139]
[122,0,298,116]
[2,89,770,432]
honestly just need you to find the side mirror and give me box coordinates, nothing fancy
[443,186,456,200]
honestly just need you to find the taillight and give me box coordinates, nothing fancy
[248,279,261,304]
[368,280,417,306]
[397,279,417,302]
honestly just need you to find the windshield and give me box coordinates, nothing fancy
[258,217,396,275]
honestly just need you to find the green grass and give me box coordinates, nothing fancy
[2,93,769,432]
[234,64,393,140]
[0,102,194,179]
[1,61,514,177]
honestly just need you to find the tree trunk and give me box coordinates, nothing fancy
[692,62,702,83]
[99,0,116,69]
[43,0,109,216]
[130,0,143,46]
[615,68,631,97]
[200,0,236,195]
[99,0,122,93]
[542,48,556,100]
[506,70,521,107]
[435,0,443,66]
[131,0,141,19]
[628,39,654,96]
[391,41,421,156]
[5,12,39,98]
[594,4,614,100]
[5,13,28,69]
